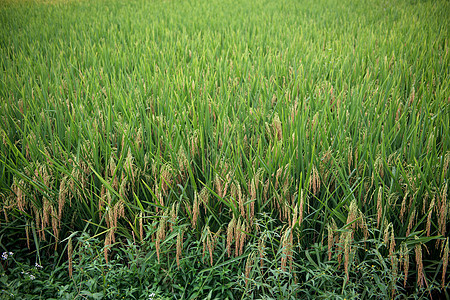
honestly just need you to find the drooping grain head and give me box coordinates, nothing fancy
[299,189,304,226]
[391,254,398,298]
[389,229,396,265]
[42,198,51,234]
[442,238,449,288]
[406,208,416,237]
[176,229,184,268]
[399,191,409,224]
[346,199,358,230]
[271,94,277,107]
[51,206,59,246]
[308,165,320,195]
[245,252,254,286]
[68,237,73,278]
[214,174,223,198]
[443,152,450,179]
[292,203,298,229]
[348,145,353,173]
[426,196,435,237]
[290,100,298,122]
[438,182,448,239]
[192,191,199,229]
[139,212,144,241]
[190,130,199,156]
[359,211,369,242]
[372,156,384,184]
[239,221,246,256]
[408,86,415,106]
[135,126,142,150]
[155,216,166,263]
[177,147,189,178]
[327,220,336,260]
[263,179,270,202]
[160,163,173,195]
[104,231,110,264]
[227,217,236,257]
[383,223,391,246]
[344,230,352,281]
[119,176,128,199]
[249,178,256,200]
[124,148,135,183]
[377,186,383,227]
[415,239,424,288]
[272,113,282,141]
[108,155,116,177]
[237,183,245,219]
[170,202,178,231]
[400,243,410,288]
[337,231,345,265]
[234,218,241,256]
[206,228,214,266]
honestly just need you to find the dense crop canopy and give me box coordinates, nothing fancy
[0,0,449,298]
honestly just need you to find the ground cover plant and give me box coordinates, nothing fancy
[0,0,449,298]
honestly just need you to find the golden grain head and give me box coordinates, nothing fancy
[406,208,416,238]
[226,217,236,257]
[441,238,449,288]
[176,229,184,268]
[68,237,73,277]
[235,218,242,256]
[192,191,199,229]
[377,186,383,226]
[415,238,424,288]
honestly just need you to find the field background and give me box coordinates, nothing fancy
[1,0,449,298]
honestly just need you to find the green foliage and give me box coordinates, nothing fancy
[2,217,443,299]
[0,0,449,298]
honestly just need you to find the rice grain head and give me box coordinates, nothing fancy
[25,221,30,249]
[441,237,449,288]
[214,174,223,198]
[239,220,246,256]
[442,152,450,179]
[389,228,396,265]
[235,218,241,257]
[245,252,255,286]
[399,191,409,224]
[438,182,448,239]
[327,219,337,260]
[401,243,410,287]
[377,186,383,227]
[406,208,416,237]
[308,165,320,195]
[346,199,358,231]
[415,238,424,288]
[192,191,199,229]
[139,212,144,241]
[344,230,352,281]
[104,231,111,264]
[237,183,245,219]
[227,217,236,257]
[156,215,166,263]
[68,237,73,278]
[176,229,184,268]
[292,203,298,229]
[426,196,435,237]
[391,254,398,298]
[199,187,209,214]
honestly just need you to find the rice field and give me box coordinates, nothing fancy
[0,0,449,298]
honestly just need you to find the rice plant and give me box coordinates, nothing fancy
[0,0,449,298]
